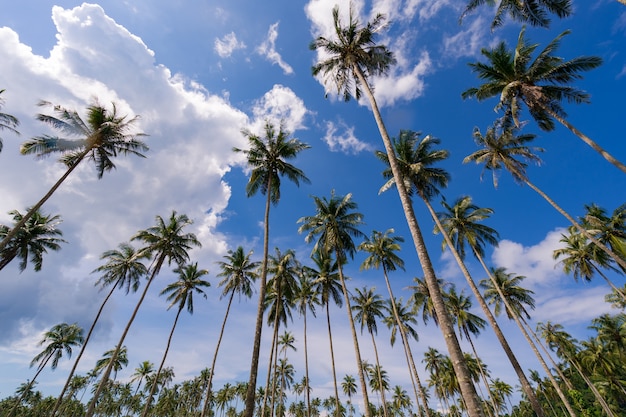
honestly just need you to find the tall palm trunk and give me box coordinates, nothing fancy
[302,305,312,417]
[243,176,272,417]
[523,176,626,273]
[85,255,165,417]
[424,199,546,417]
[541,104,626,174]
[201,290,236,417]
[336,256,371,417]
[263,296,282,417]
[51,281,118,417]
[461,327,499,417]
[325,302,342,416]
[0,148,90,252]
[141,305,183,417]
[381,266,431,417]
[352,64,485,417]
[368,332,389,417]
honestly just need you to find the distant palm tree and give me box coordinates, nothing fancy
[94,346,129,380]
[1,100,148,252]
[0,89,20,152]
[0,208,65,272]
[131,361,155,395]
[462,27,621,173]
[201,246,258,417]
[233,121,310,417]
[9,323,84,417]
[141,262,210,417]
[85,211,200,417]
[460,0,572,29]
[342,374,357,415]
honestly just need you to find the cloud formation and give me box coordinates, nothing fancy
[215,32,246,58]
[256,22,294,75]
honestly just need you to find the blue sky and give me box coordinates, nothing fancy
[0,0,625,411]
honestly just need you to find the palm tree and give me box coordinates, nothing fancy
[376,130,482,416]
[141,262,210,417]
[480,267,578,417]
[131,361,155,395]
[51,242,148,417]
[201,246,259,417]
[582,203,626,267]
[464,120,626,272]
[351,286,390,417]
[233,121,310,417]
[85,211,200,417]
[298,191,373,417]
[359,229,432,417]
[294,262,320,417]
[342,374,357,415]
[94,346,129,380]
[0,208,65,272]
[1,100,148,252]
[310,248,344,415]
[460,0,572,29]
[461,27,622,174]
[9,323,83,417]
[0,89,20,153]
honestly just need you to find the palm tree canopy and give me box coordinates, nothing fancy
[480,267,536,319]
[461,0,572,29]
[582,203,626,266]
[376,131,449,201]
[351,286,387,335]
[216,246,259,300]
[31,323,84,371]
[358,228,405,273]
[462,26,602,132]
[310,248,343,308]
[310,4,396,101]
[265,248,299,326]
[553,226,616,281]
[233,121,310,205]
[94,346,129,376]
[0,208,66,272]
[435,195,499,260]
[93,242,149,294]
[161,262,211,314]
[20,100,148,178]
[444,285,487,338]
[0,88,20,152]
[383,297,419,346]
[298,191,365,263]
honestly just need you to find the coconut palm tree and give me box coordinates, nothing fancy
[0,208,65,272]
[94,346,129,380]
[51,242,148,417]
[464,120,626,272]
[298,191,373,417]
[9,323,84,417]
[352,286,390,417]
[0,89,20,153]
[460,0,572,29]
[342,374,357,416]
[582,203,626,268]
[461,27,622,174]
[131,361,155,395]
[85,211,200,417]
[311,5,484,412]
[201,246,259,417]
[1,100,148,252]
[141,262,210,417]
[233,121,310,417]
[480,267,578,417]
[310,248,344,415]
[359,229,432,417]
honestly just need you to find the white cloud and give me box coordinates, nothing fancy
[443,15,495,59]
[214,32,246,58]
[322,120,373,154]
[256,22,293,75]
[250,84,310,133]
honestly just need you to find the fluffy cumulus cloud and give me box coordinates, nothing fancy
[250,84,310,133]
[322,120,373,154]
[214,32,246,58]
[256,22,294,75]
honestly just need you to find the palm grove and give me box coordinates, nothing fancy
[1,1,625,417]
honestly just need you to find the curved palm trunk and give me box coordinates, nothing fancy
[542,104,626,174]
[51,283,118,417]
[201,290,236,417]
[592,264,626,302]
[243,177,272,417]
[0,148,90,253]
[141,306,183,417]
[336,257,371,417]
[85,255,165,417]
[424,198,546,417]
[353,65,485,417]
[381,267,431,417]
[325,302,342,417]
[8,355,52,417]
[369,332,389,417]
[302,308,312,417]
[524,177,626,273]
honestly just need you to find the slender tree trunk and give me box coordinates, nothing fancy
[336,257,371,417]
[303,308,312,417]
[141,306,182,417]
[325,302,342,417]
[51,283,118,417]
[201,291,236,417]
[353,64,485,417]
[593,264,626,302]
[381,267,431,417]
[264,310,281,417]
[8,355,51,417]
[0,251,18,271]
[543,105,626,174]
[0,148,90,253]
[85,255,165,417]
[369,332,389,417]
[462,328,499,417]
[243,177,272,417]
[524,178,626,272]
